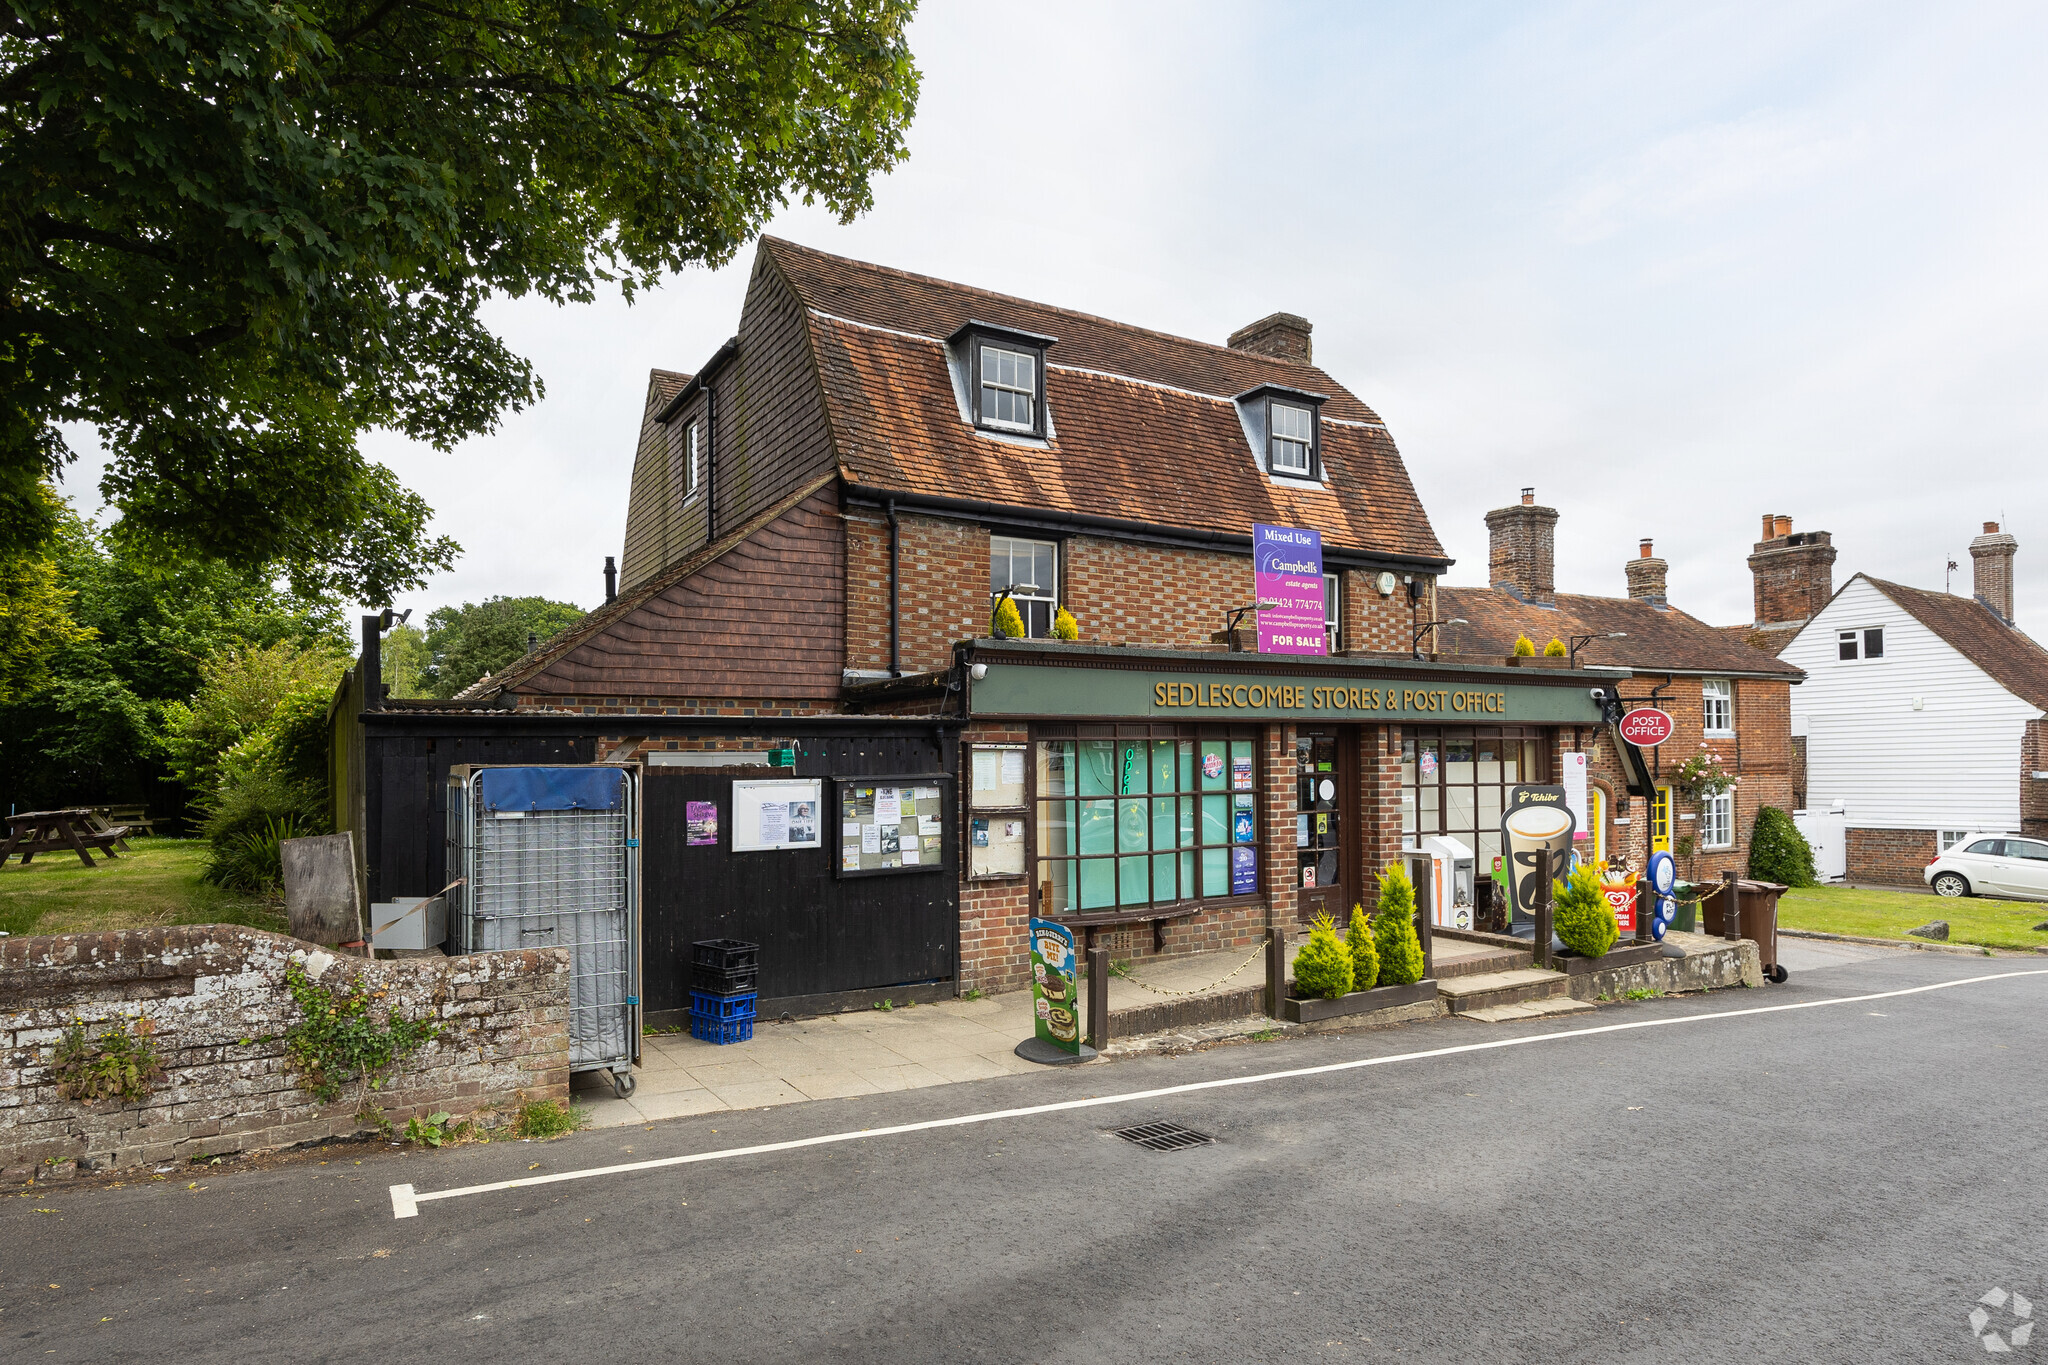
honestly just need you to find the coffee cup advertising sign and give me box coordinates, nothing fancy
[1501,785,1578,929]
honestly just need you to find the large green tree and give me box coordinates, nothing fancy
[419,594,584,698]
[0,0,919,599]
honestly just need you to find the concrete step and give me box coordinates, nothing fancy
[1431,944,1533,979]
[1435,967,1568,1014]
[1461,995,1598,1024]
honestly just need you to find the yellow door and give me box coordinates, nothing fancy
[1587,787,1605,866]
[1651,786,1671,855]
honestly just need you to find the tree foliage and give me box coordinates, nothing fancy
[1292,912,1353,1000]
[1747,806,1818,888]
[1,0,921,597]
[420,594,584,697]
[0,498,347,814]
[1553,863,1619,958]
[1372,865,1426,987]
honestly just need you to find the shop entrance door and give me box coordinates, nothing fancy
[1297,730,1351,922]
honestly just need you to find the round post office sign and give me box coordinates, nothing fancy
[1618,708,1676,747]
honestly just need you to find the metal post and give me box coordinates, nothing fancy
[1534,848,1554,969]
[1087,946,1109,1050]
[1266,932,1287,1018]
[1721,869,1741,942]
[1634,877,1653,945]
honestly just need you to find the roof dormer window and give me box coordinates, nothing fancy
[1270,401,1315,477]
[952,321,1055,440]
[979,344,1037,431]
[1234,383,1326,482]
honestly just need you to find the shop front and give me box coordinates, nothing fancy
[952,641,1612,991]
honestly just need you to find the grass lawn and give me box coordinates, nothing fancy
[1777,884,2048,953]
[0,836,286,939]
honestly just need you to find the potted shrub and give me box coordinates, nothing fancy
[1372,865,1426,987]
[1281,872,1438,1024]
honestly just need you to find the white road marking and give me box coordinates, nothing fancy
[390,969,2046,1217]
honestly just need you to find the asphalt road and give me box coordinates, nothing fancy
[7,946,2046,1364]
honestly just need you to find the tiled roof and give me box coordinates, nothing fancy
[759,238,1447,563]
[1864,576,2048,711]
[458,471,840,700]
[1437,587,1805,678]
[649,368,690,406]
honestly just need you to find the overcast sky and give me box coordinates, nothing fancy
[63,1,2048,636]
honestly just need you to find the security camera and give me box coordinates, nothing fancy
[969,662,988,681]
[1590,687,1608,700]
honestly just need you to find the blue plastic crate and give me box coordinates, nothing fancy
[690,1013,754,1045]
[690,988,757,1021]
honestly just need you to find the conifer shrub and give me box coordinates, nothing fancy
[1292,912,1354,1000]
[1543,637,1568,657]
[1747,806,1818,887]
[1052,606,1079,640]
[1346,905,1380,993]
[1553,863,1619,958]
[1512,634,1536,657]
[1372,866,1426,986]
[992,597,1026,638]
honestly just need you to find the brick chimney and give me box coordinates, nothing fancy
[1748,514,1835,629]
[1227,312,1312,364]
[1625,537,1668,604]
[1971,521,2018,624]
[1485,488,1559,603]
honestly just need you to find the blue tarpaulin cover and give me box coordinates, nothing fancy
[478,766,624,813]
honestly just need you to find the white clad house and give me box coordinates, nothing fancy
[1782,536,2048,885]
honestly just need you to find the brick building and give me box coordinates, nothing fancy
[1439,495,1804,888]
[353,238,1701,1010]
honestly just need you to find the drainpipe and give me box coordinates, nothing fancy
[887,498,902,677]
[603,556,617,603]
[705,377,717,543]
[1648,675,1673,780]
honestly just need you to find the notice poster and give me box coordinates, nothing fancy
[875,787,901,824]
[1562,753,1589,846]
[1232,796,1255,844]
[839,781,944,874]
[732,779,823,851]
[686,801,718,847]
[1029,917,1082,1055]
[1231,754,1254,791]
[1252,522,1326,655]
[1231,845,1258,895]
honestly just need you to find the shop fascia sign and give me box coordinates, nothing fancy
[971,663,1604,725]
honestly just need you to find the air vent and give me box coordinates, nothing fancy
[1111,1121,1215,1153]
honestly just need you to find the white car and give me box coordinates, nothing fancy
[1924,834,2048,901]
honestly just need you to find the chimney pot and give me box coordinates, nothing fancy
[1985,521,2000,535]
[1639,538,1654,559]
[1486,494,1558,603]
[1761,513,1776,540]
[1226,312,1312,364]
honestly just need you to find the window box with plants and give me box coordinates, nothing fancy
[1281,868,1439,1023]
[1504,635,1572,667]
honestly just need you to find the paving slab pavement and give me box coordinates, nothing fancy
[575,938,1297,1125]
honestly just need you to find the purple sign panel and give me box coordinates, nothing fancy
[1253,523,1325,655]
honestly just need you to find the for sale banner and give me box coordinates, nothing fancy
[1253,523,1325,655]
[1029,917,1081,1055]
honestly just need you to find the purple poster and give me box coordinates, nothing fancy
[1253,523,1325,655]
[686,801,718,846]
[1231,845,1258,896]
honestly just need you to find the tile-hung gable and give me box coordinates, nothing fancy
[764,238,1447,566]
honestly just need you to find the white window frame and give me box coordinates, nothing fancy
[1269,401,1314,476]
[1702,678,1734,736]
[977,344,1038,433]
[1938,829,1972,853]
[1839,626,1884,661]
[1701,791,1735,850]
[683,420,700,498]
[991,535,1059,638]
[1323,572,1341,653]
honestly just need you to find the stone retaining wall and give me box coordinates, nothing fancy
[1560,932,1761,1002]
[1,925,570,1182]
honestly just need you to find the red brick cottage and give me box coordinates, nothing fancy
[432,239,1665,1005]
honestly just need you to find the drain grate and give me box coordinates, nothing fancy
[1111,1120,1215,1153]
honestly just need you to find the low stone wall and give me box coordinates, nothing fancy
[1,925,570,1182]
[1560,931,1761,1002]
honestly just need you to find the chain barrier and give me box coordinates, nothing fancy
[1105,934,1275,998]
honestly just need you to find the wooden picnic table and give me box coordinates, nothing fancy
[0,808,132,868]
